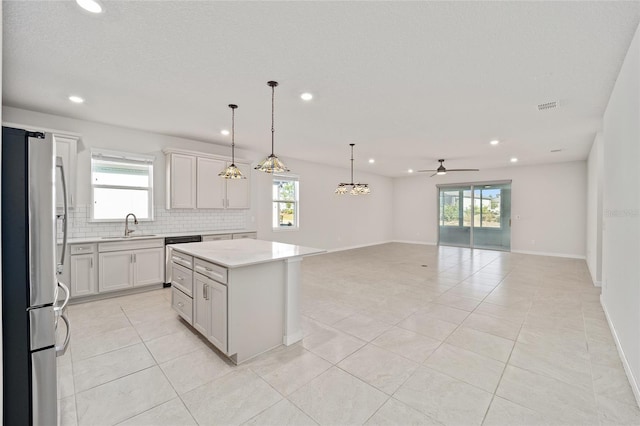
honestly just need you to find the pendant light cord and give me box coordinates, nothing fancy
[271,83,275,155]
[350,143,355,184]
[231,107,236,163]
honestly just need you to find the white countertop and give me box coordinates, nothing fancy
[63,229,256,245]
[172,239,326,268]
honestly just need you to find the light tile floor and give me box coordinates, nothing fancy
[59,243,640,425]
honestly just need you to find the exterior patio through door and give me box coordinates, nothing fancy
[437,181,512,251]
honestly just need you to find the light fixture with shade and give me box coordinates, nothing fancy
[218,104,246,179]
[255,81,290,174]
[336,144,370,195]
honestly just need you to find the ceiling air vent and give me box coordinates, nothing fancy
[537,101,559,111]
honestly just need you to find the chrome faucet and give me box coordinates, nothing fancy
[124,213,138,237]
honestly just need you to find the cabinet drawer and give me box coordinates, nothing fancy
[70,244,95,255]
[171,288,193,325]
[99,238,164,253]
[194,258,227,284]
[232,232,257,240]
[171,263,193,296]
[202,234,232,242]
[171,251,193,269]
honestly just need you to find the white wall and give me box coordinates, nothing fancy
[255,157,394,250]
[2,107,256,210]
[601,23,640,404]
[393,161,588,258]
[586,133,604,285]
[2,106,394,251]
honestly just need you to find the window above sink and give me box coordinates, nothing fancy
[90,149,155,222]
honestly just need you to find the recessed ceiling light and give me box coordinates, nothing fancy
[300,93,313,101]
[368,159,375,164]
[76,0,103,14]
[220,130,230,136]
[408,169,414,173]
[490,139,500,146]
[510,157,518,163]
[68,95,84,104]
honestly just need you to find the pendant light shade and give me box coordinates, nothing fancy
[336,144,370,195]
[255,81,290,173]
[219,104,246,179]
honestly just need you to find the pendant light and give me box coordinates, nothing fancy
[336,144,370,195]
[255,81,290,173]
[219,104,246,179]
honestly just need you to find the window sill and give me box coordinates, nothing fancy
[272,227,299,232]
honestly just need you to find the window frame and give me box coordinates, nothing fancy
[272,174,299,231]
[90,149,155,222]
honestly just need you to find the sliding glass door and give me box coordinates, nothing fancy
[438,181,511,251]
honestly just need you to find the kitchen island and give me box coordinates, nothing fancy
[169,238,324,364]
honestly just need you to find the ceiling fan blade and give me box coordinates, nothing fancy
[430,172,438,177]
[416,169,437,173]
[446,169,480,172]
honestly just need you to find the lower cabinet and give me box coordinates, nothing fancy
[99,251,134,292]
[133,248,165,286]
[98,239,165,293]
[68,243,98,298]
[193,273,228,352]
[69,253,97,297]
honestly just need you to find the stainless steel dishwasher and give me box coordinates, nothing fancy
[164,235,202,285]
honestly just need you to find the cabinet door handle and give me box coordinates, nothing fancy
[90,258,93,268]
[177,276,183,281]
[203,283,206,300]
[134,253,137,263]
[177,302,184,308]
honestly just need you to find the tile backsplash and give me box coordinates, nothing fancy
[61,205,249,239]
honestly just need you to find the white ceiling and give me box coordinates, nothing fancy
[4,1,640,177]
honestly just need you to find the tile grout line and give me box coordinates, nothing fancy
[116,298,199,426]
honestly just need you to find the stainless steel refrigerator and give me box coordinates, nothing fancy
[2,126,71,425]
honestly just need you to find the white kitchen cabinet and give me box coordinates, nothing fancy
[133,248,165,286]
[98,239,165,293]
[70,253,97,297]
[69,243,98,297]
[207,279,228,350]
[196,157,226,209]
[99,251,133,292]
[202,234,232,242]
[193,274,210,337]
[167,153,197,209]
[225,163,251,208]
[164,148,251,210]
[192,272,227,352]
[54,134,78,210]
[232,232,257,240]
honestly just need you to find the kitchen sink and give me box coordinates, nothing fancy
[100,234,157,240]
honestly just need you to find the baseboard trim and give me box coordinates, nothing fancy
[391,240,438,246]
[511,249,586,260]
[600,295,640,408]
[326,240,394,253]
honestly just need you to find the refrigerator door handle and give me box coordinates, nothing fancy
[55,312,71,357]
[56,157,68,275]
[54,281,70,321]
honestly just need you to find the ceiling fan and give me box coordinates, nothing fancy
[417,159,479,177]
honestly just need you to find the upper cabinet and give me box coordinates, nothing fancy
[168,153,197,209]
[165,149,251,210]
[54,134,79,210]
[196,157,225,209]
